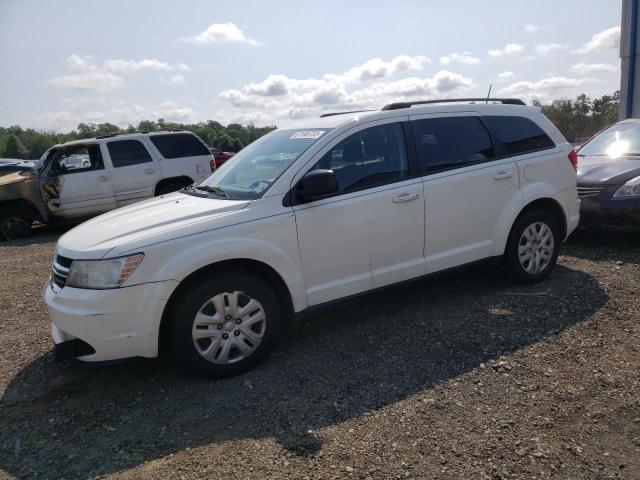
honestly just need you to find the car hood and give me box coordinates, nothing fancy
[56,192,250,259]
[577,155,640,185]
[0,160,38,174]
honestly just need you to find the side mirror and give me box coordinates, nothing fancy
[296,169,338,201]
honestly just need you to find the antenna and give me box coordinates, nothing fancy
[486,84,493,103]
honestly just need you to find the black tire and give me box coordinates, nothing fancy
[156,183,184,196]
[503,209,561,284]
[0,214,32,240]
[168,270,284,378]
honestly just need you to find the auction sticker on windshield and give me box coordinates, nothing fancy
[290,130,325,140]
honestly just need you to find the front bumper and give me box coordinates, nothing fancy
[579,193,640,231]
[44,279,178,362]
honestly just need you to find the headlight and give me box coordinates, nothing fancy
[613,176,640,198]
[66,253,144,289]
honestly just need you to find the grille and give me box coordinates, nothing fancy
[51,254,72,291]
[577,185,606,198]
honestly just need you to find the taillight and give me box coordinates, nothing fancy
[568,150,578,170]
[209,159,216,172]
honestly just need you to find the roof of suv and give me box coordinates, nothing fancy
[55,130,194,148]
[289,98,539,129]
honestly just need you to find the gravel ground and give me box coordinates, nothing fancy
[0,228,639,479]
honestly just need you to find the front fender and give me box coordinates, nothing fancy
[133,224,308,313]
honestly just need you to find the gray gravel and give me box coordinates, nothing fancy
[0,228,639,479]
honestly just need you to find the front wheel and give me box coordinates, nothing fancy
[169,271,283,377]
[0,215,32,240]
[503,210,560,284]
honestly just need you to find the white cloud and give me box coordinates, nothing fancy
[524,23,540,33]
[497,71,514,80]
[440,52,481,65]
[338,55,431,82]
[219,56,474,123]
[499,76,589,100]
[180,22,259,45]
[534,43,567,56]
[570,63,619,75]
[574,26,621,54]
[36,101,197,131]
[103,59,189,73]
[488,43,524,57]
[48,54,189,91]
[48,72,124,91]
[167,74,187,85]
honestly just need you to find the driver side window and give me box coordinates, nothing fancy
[313,123,408,193]
[56,145,104,174]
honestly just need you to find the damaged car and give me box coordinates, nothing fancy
[0,131,214,240]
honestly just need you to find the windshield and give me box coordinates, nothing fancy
[196,128,330,199]
[579,122,640,159]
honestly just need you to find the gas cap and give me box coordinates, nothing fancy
[524,165,535,181]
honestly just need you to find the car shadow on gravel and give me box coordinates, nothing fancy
[566,229,640,263]
[0,264,607,479]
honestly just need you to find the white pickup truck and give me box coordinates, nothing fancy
[0,131,215,239]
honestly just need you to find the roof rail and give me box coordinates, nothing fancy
[320,109,375,118]
[95,133,119,139]
[381,98,526,111]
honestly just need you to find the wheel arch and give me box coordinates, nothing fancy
[158,258,295,357]
[154,176,194,195]
[0,198,43,222]
[515,197,567,240]
[493,191,568,257]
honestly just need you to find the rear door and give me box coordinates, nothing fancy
[102,139,161,207]
[410,113,522,273]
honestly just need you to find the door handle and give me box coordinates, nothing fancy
[144,168,155,174]
[392,193,419,203]
[97,175,109,183]
[493,171,514,180]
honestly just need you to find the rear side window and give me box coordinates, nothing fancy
[483,115,555,156]
[411,116,495,173]
[150,133,210,159]
[107,140,152,168]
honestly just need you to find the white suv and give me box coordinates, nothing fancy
[44,99,580,377]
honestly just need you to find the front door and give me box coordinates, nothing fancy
[42,143,116,218]
[102,138,161,206]
[292,120,425,306]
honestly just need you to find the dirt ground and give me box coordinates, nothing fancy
[0,227,639,480]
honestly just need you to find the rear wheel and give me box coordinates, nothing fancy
[0,214,31,240]
[169,271,283,377]
[503,209,560,284]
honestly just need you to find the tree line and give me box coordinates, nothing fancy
[0,91,622,159]
[0,119,276,160]
[534,91,620,143]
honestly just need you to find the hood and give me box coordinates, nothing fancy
[0,159,38,173]
[57,192,250,259]
[576,155,640,185]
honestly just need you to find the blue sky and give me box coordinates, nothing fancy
[0,0,623,131]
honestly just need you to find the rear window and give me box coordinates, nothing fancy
[411,116,495,172]
[150,133,211,159]
[107,140,152,168]
[483,116,555,156]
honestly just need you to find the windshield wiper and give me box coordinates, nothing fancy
[195,185,229,198]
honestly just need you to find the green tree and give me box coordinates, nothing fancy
[3,134,29,158]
